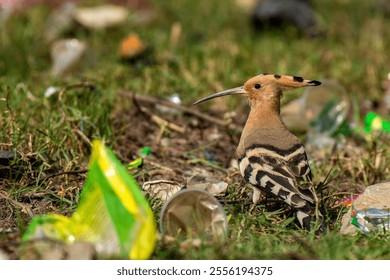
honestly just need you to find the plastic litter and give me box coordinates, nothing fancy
[142,180,182,202]
[364,112,390,134]
[281,80,350,150]
[44,2,76,43]
[139,146,151,156]
[50,39,87,76]
[340,181,390,235]
[44,86,61,98]
[282,79,349,133]
[160,189,228,239]
[73,5,128,30]
[127,157,143,170]
[22,140,156,259]
[186,174,228,196]
[119,33,147,60]
[351,208,390,234]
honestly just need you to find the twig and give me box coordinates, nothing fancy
[131,93,185,134]
[74,128,92,146]
[187,158,227,173]
[26,169,88,186]
[147,108,186,133]
[145,159,176,172]
[118,91,240,131]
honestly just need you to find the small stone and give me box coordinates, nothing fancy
[0,150,16,166]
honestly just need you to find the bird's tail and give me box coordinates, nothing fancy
[296,197,326,234]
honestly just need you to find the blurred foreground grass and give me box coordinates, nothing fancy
[1,0,390,259]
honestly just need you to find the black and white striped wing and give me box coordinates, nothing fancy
[238,144,315,209]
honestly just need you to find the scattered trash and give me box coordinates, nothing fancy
[73,5,128,30]
[50,39,88,76]
[186,174,228,196]
[340,181,390,235]
[44,2,76,43]
[22,140,156,259]
[306,98,349,149]
[350,208,390,234]
[156,93,182,114]
[364,112,390,134]
[127,157,143,170]
[44,86,61,98]
[21,240,96,260]
[336,193,363,207]
[251,0,320,36]
[142,180,182,202]
[139,146,151,156]
[281,80,349,150]
[119,33,147,61]
[160,189,228,239]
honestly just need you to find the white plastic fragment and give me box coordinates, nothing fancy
[73,5,128,30]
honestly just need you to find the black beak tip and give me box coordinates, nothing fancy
[308,80,321,86]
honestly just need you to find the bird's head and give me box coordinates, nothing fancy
[193,74,321,109]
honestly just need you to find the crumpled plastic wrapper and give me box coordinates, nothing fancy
[351,208,390,234]
[50,39,87,76]
[160,189,228,239]
[340,181,390,234]
[186,174,228,196]
[142,180,182,202]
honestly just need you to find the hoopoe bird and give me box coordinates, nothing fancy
[194,73,324,231]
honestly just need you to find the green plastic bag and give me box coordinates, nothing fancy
[23,140,156,259]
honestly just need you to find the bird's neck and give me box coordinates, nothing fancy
[247,98,283,128]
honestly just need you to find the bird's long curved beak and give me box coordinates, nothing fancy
[193,86,246,105]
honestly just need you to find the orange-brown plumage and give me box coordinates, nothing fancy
[194,73,324,231]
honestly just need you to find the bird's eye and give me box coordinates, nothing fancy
[254,83,261,89]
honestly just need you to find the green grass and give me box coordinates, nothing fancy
[1,0,390,259]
